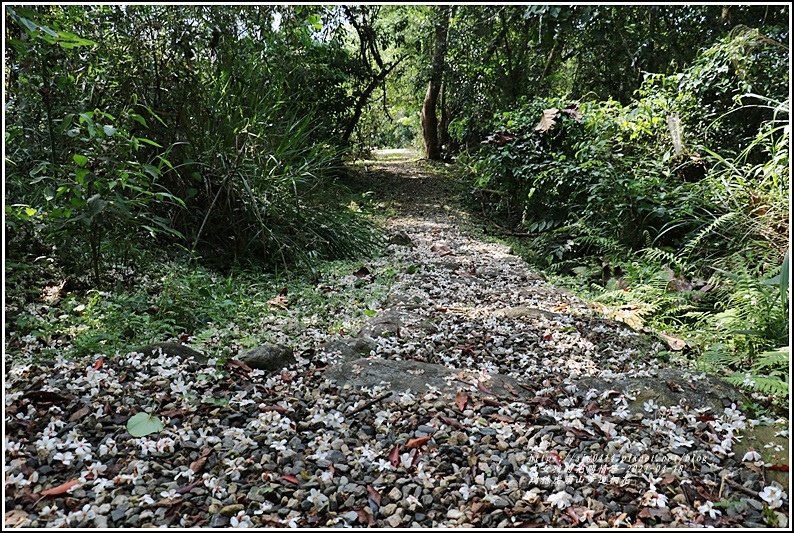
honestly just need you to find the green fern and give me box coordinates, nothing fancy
[725,371,789,396]
[753,346,790,374]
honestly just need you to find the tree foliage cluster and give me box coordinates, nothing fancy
[5,5,401,280]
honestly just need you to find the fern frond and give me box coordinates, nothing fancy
[701,343,745,369]
[725,372,789,396]
[753,346,790,371]
[681,211,741,260]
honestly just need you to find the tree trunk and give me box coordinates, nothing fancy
[421,6,450,161]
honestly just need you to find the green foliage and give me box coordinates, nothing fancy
[5,5,388,282]
[126,412,164,438]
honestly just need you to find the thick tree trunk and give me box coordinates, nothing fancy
[421,82,441,160]
[421,6,450,161]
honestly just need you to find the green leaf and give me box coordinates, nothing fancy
[126,412,164,437]
[103,125,117,137]
[134,137,163,148]
[73,154,89,167]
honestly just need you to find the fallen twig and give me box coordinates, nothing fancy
[349,392,393,415]
[723,476,760,499]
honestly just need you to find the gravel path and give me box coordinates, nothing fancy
[4,152,789,528]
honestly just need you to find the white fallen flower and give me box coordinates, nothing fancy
[759,485,786,509]
[741,449,761,462]
[546,490,572,509]
[697,500,722,519]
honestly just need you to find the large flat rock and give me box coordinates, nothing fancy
[323,358,535,400]
[573,368,747,415]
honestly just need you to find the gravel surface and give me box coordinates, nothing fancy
[4,153,790,528]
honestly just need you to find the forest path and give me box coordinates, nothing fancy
[4,152,786,529]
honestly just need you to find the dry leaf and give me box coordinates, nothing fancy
[39,479,80,497]
[535,108,559,133]
[23,390,71,405]
[267,288,289,309]
[562,425,593,438]
[261,405,287,414]
[440,416,466,430]
[411,448,422,467]
[430,242,454,256]
[477,380,493,395]
[5,510,29,527]
[565,506,581,525]
[489,413,514,423]
[227,359,252,373]
[455,390,468,411]
[68,405,90,423]
[658,332,687,351]
[595,420,617,437]
[366,485,381,508]
[406,435,432,449]
[388,444,400,468]
[356,508,375,526]
[175,479,202,495]
[189,456,207,474]
[281,474,300,485]
[482,397,502,407]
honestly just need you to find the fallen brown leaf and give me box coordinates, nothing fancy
[68,405,90,423]
[406,435,433,449]
[388,444,400,468]
[227,359,252,373]
[455,390,468,411]
[366,485,381,508]
[4,510,29,527]
[440,416,466,430]
[39,479,80,497]
[189,456,207,474]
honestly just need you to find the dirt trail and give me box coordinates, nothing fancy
[4,150,788,529]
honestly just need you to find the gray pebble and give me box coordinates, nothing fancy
[746,498,764,511]
[209,515,230,527]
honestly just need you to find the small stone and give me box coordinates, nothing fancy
[381,503,398,517]
[388,487,402,501]
[110,503,129,522]
[492,497,511,509]
[209,515,230,528]
[446,509,464,520]
[247,487,266,503]
[746,499,764,511]
[386,514,402,527]
[220,504,244,517]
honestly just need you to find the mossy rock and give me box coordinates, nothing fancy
[574,368,747,415]
[733,424,790,491]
